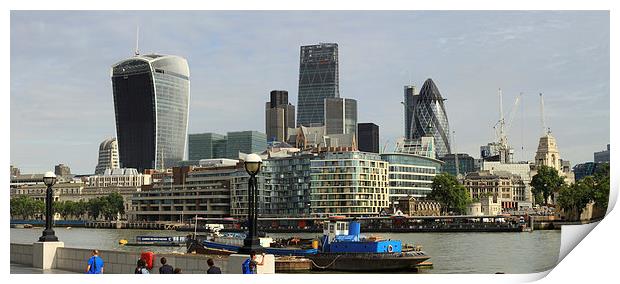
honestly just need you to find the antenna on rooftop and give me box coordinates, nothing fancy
[134,25,140,56]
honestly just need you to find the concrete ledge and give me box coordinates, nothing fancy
[32,242,64,269]
[12,243,230,274]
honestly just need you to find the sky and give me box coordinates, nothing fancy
[10,11,609,174]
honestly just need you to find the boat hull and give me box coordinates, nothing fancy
[308,251,430,272]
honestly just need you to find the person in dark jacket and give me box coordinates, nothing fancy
[159,257,174,274]
[206,258,222,274]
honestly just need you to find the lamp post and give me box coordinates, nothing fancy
[239,153,264,254]
[39,171,59,242]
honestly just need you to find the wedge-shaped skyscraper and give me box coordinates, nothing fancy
[111,54,190,171]
[411,78,451,158]
[297,43,339,127]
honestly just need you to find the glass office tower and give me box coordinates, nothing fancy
[111,54,190,171]
[297,43,339,127]
[411,78,451,158]
[324,97,357,138]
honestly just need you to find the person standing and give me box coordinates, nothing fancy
[135,259,150,274]
[86,250,104,274]
[206,258,222,274]
[242,251,265,274]
[159,257,174,274]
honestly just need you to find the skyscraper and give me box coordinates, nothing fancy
[297,43,339,127]
[411,78,451,158]
[265,90,295,142]
[358,123,379,153]
[94,137,120,174]
[324,97,357,138]
[403,85,417,139]
[111,54,190,171]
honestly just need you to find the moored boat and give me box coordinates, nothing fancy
[307,219,430,272]
[185,218,431,272]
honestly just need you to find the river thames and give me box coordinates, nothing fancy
[10,228,560,274]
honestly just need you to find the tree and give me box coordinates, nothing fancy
[556,163,610,221]
[592,163,610,210]
[556,181,592,220]
[101,193,125,220]
[531,165,565,206]
[428,173,472,215]
[87,197,104,220]
[10,196,44,220]
[86,193,125,221]
[75,200,88,220]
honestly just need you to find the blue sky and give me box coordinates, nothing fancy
[10,11,609,174]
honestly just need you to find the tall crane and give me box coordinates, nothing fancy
[491,89,521,163]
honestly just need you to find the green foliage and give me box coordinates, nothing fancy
[557,163,610,220]
[428,173,472,215]
[11,193,124,221]
[86,193,125,220]
[530,165,565,206]
[10,196,44,219]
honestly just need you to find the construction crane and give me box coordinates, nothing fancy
[382,139,391,154]
[493,89,521,149]
[490,89,521,163]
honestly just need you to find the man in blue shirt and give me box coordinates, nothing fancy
[242,251,265,274]
[86,250,104,274]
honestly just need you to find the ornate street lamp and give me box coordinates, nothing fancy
[39,171,59,242]
[239,153,263,254]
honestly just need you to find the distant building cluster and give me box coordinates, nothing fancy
[10,39,607,221]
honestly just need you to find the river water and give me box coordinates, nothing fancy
[10,228,560,274]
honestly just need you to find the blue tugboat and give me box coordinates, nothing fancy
[307,219,430,272]
[187,219,430,272]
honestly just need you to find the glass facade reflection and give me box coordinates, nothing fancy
[297,43,339,127]
[381,153,443,202]
[411,78,451,158]
[111,54,190,171]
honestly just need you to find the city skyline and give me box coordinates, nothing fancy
[10,11,609,173]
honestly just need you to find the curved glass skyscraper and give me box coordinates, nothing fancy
[111,54,190,171]
[411,78,451,158]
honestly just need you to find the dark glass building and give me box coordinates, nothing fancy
[403,85,417,139]
[358,123,380,153]
[573,162,605,181]
[440,153,476,176]
[411,78,451,158]
[297,43,339,127]
[265,90,295,142]
[324,97,357,137]
[111,54,190,171]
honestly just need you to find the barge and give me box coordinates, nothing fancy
[186,218,430,272]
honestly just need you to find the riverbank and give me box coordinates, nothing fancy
[12,218,574,232]
[10,228,561,273]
